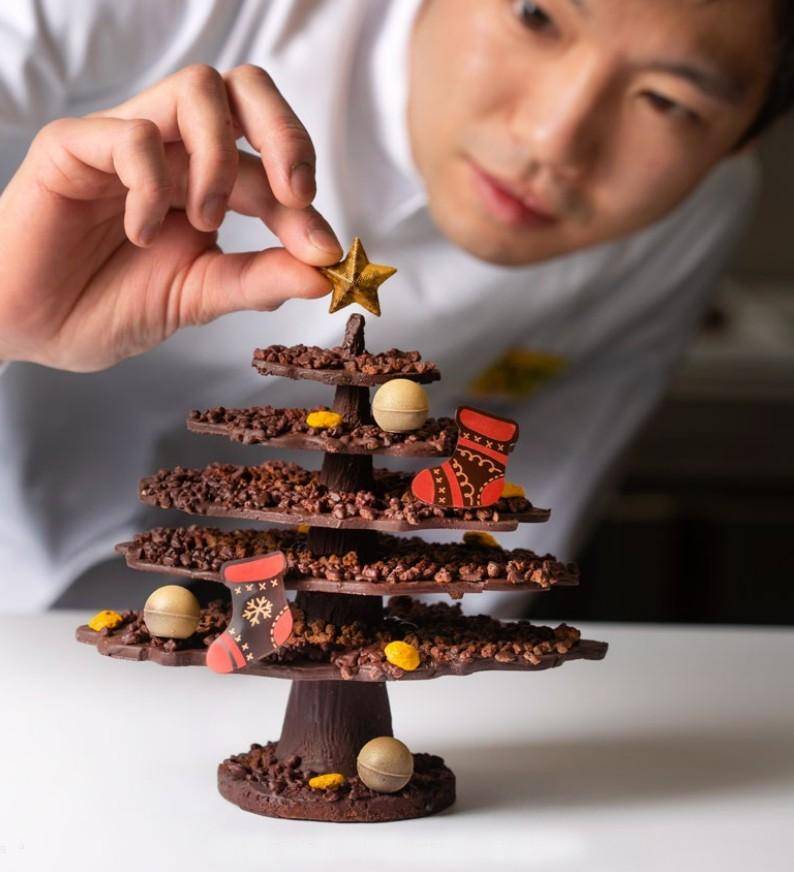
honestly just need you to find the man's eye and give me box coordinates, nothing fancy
[643,91,700,124]
[513,1,554,33]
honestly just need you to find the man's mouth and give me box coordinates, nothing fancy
[467,159,560,229]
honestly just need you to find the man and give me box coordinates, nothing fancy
[0,0,787,613]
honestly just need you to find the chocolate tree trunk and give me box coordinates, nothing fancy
[276,315,394,774]
[276,678,393,776]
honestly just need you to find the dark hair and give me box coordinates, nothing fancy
[741,0,794,142]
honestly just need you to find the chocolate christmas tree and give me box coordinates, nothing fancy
[76,248,607,823]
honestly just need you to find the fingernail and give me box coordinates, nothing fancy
[139,220,162,246]
[202,194,227,228]
[290,162,316,202]
[308,224,342,256]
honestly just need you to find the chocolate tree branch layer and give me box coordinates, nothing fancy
[76,596,607,681]
[118,525,578,595]
[187,406,457,456]
[217,742,455,823]
[138,460,550,531]
[252,341,440,386]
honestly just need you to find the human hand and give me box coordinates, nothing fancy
[0,64,341,371]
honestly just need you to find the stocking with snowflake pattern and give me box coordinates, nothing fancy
[206,551,293,674]
[410,406,520,509]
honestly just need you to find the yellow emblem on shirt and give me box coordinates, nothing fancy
[468,348,568,399]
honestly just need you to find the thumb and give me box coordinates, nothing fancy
[173,245,332,327]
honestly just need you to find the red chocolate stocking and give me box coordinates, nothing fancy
[206,551,293,674]
[411,406,519,509]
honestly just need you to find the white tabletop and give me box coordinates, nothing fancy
[1,614,792,872]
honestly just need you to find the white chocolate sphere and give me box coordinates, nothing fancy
[371,380,429,433]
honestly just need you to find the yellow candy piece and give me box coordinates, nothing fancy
[384,640,421,672]
[308,772,346,790]
[306,410,343,430]
[87,609,123,632]
[501,481,525,499]
[463,531,501,549]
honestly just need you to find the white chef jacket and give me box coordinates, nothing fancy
[0,0,758,614]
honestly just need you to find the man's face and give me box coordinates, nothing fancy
[408,0,776,265]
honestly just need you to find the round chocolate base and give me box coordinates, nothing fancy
[217,742,455,822]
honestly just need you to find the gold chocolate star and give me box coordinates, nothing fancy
[320,237,397,317]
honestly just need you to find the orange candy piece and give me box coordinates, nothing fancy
[308,773,346,790]
[501,481,525,498]
[87,609,123,632]
[306,410,343,430]
[384,640,421,671]
[463,531,501,549]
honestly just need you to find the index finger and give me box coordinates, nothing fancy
[223,65,316,210]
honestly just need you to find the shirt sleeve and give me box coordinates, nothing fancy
[470,153,760,617]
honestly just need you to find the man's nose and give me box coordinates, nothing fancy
[512,51,612,179]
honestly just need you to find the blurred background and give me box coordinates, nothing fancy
[533,118,794,627]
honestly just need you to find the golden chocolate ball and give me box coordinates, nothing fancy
[371,379,429,433]
[356,736,414,793]
[143,585,201,639]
